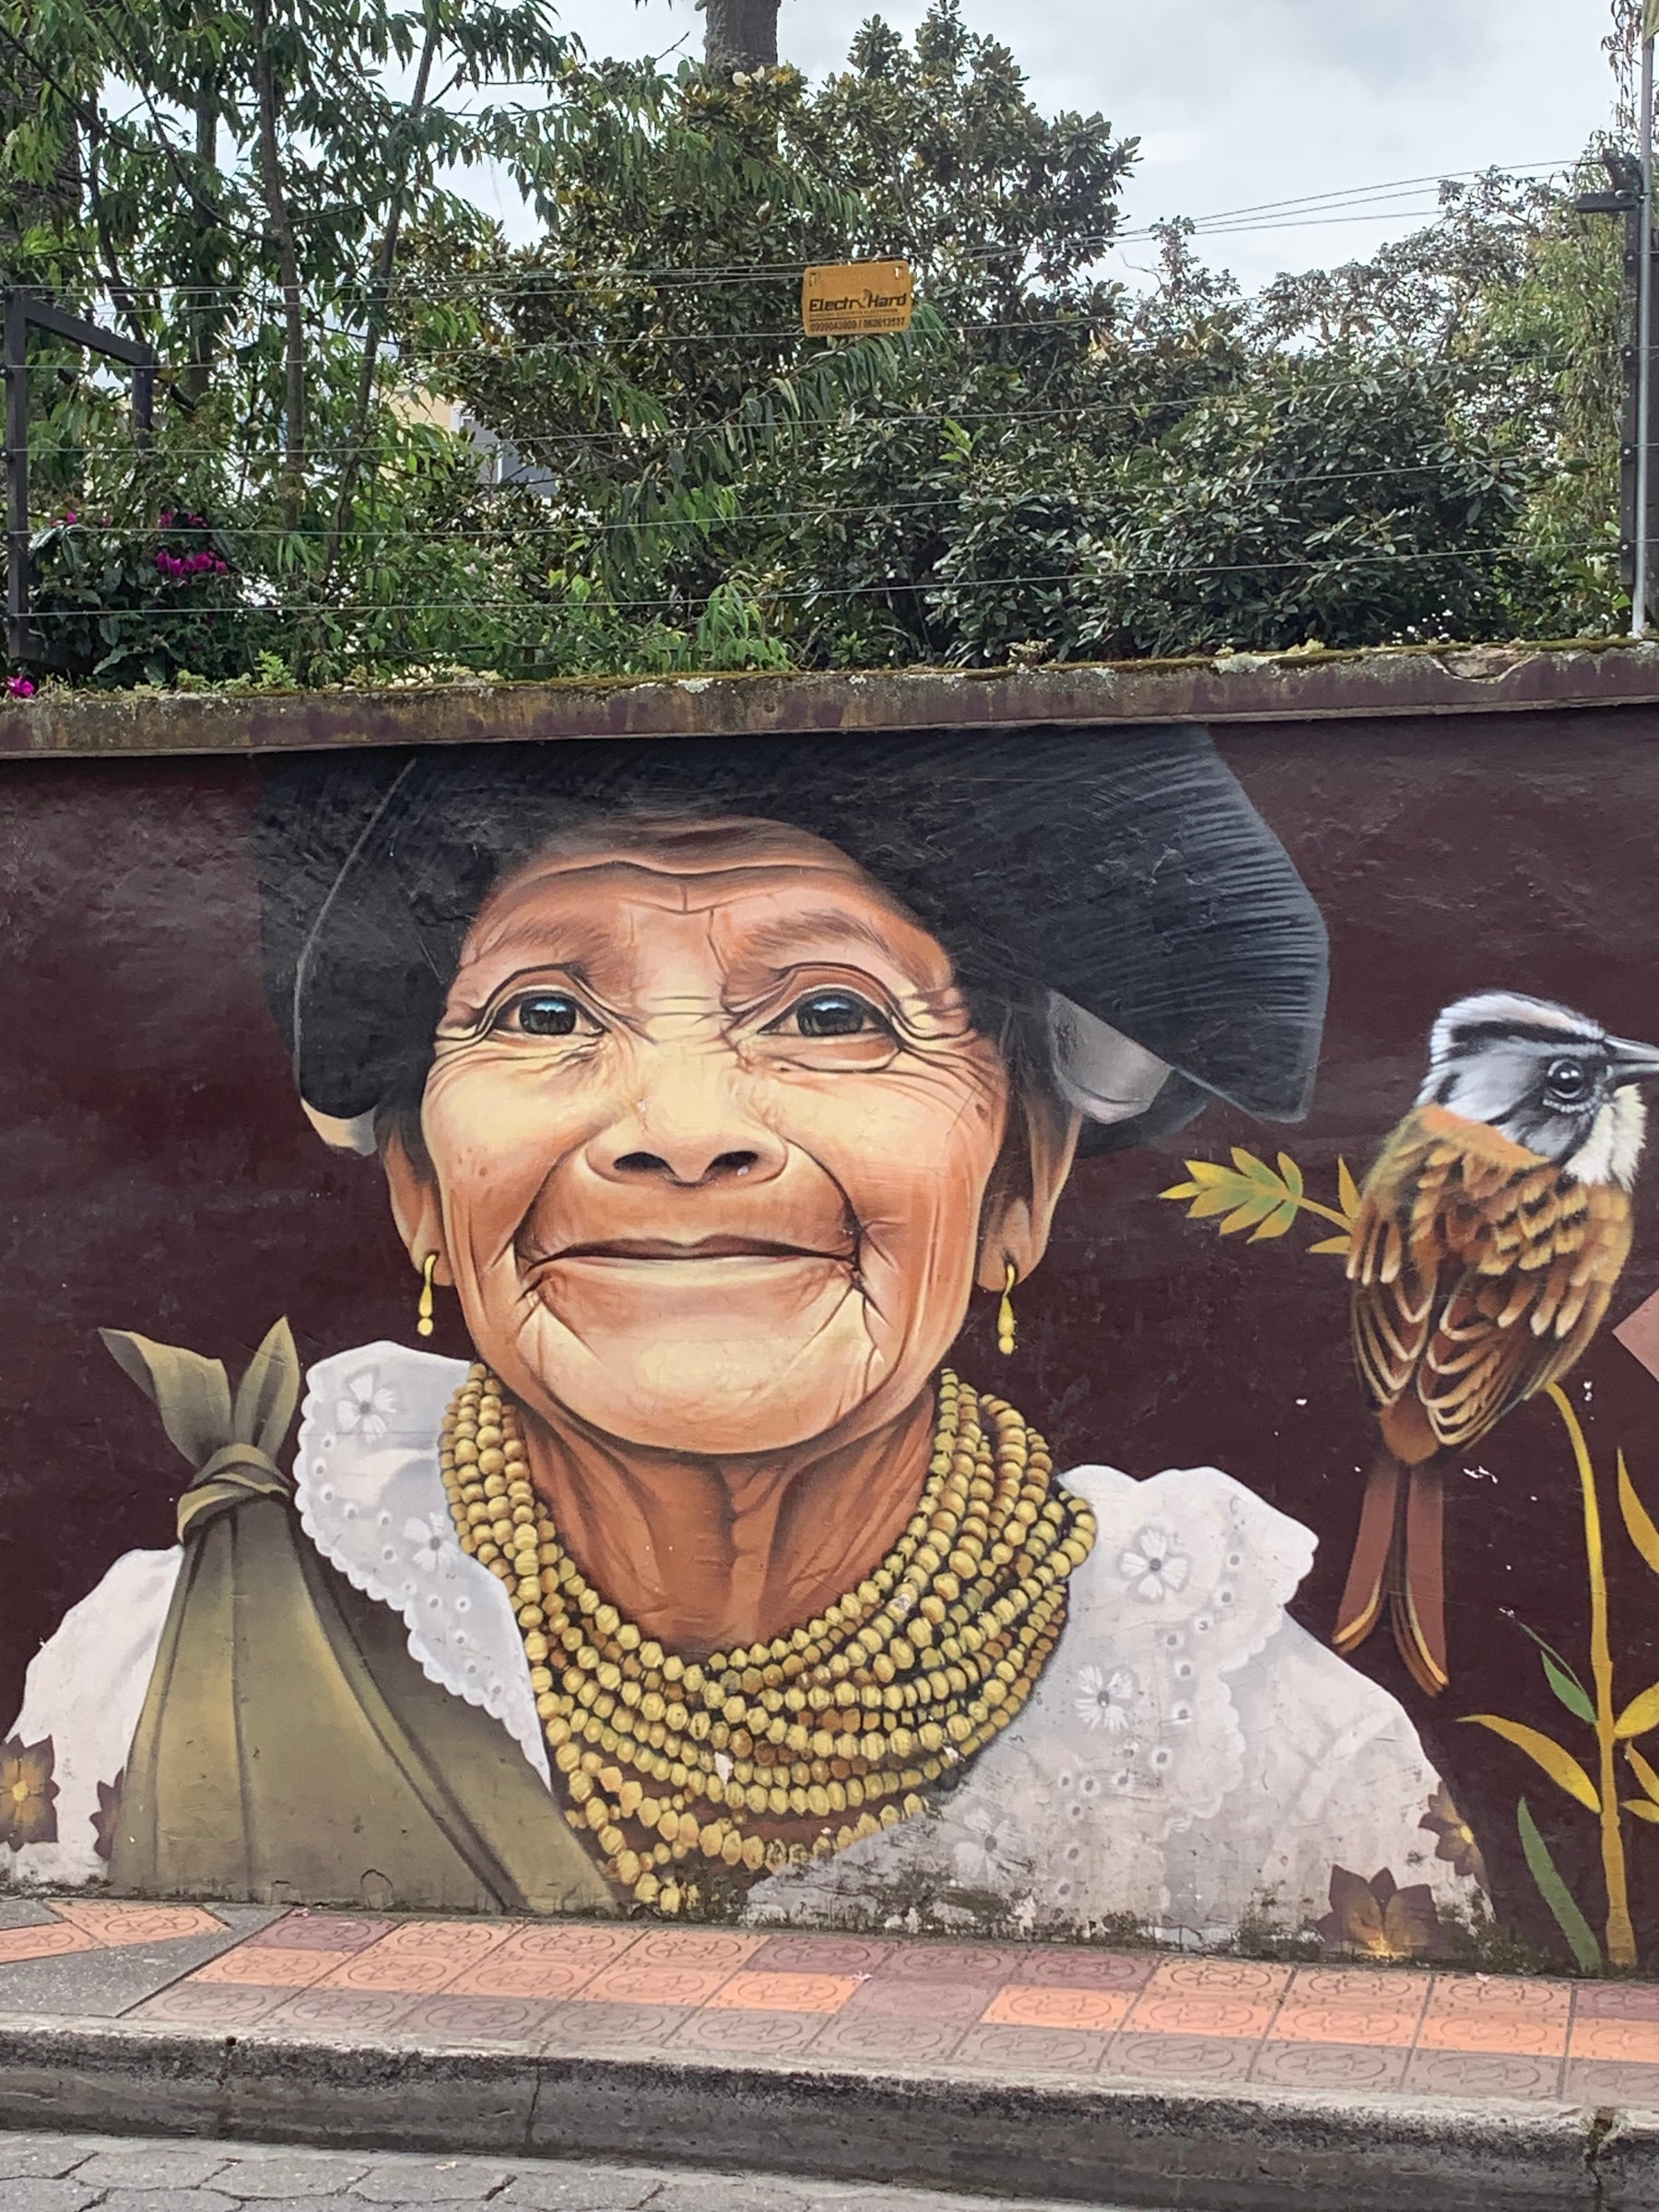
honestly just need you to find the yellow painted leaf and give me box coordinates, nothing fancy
[1182,1159,1233,1186]
[1276,1152,1305,1203]
[1307,1234,1352,1255]
[1249,1199,1300,1241]
[1337,1157,1362,1220]
[1616,1680,1659,1740]
[1460,1715,1601,1812]
[1159,1182,1202,1202]
[1628,1742,1659,1806]
[1184,1183,1248,1220]
[1619,1452,1659,1581]
[1624,1799,1659,1824]
[1219,1197,1274,1235]
[1230,1145,1268,1179]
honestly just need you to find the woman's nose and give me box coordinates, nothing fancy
[586,1049,787,1188]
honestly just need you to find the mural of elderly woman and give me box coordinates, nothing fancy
[5,727,1473,1941]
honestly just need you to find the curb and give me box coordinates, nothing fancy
[3,2013,1657,2211]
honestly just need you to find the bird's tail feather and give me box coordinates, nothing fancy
[1333,1453,1401,1661]
[1391,1463,1448,1698]
[1334,1452,1450,1696]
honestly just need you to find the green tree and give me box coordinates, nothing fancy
[0,0,572,677]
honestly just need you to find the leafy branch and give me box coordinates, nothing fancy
[1461,1391,1659,1972]
[1159,1147,1362,1255]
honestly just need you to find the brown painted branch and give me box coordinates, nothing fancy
[251,0,306,531]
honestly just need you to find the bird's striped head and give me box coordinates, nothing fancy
[1420,991,1659,1186]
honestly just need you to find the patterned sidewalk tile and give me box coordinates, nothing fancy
[535,1999,694,2055]
[949,2020,1113,2076]
[1271,1967,1431,2048]
[704,1970,863,2014]
[35,1894,1659,2113]
[1418,1974,1571,2057]
[1119,1958,1292,2040]
[0,1923,99,1966]
[1102,2030,1257,2083]
[978,1983,1135,2032]
[1404,2048,1566,2098]
[0,1897,269,2020]
[669,2005,831,2058]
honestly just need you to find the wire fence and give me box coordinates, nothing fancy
[6,143,1618,684]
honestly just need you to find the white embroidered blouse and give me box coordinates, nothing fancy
[2,1342,1476,1945]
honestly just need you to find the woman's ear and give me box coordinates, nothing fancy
[975,1086,1082,1292]
[381,1123,453,1288]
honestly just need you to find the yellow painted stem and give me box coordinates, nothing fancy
[1548,1382,1637,1969]
[1296,1197,1354,1230]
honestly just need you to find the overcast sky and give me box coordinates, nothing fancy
[499,0,1617,290]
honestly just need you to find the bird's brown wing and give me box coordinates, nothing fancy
[1349,1104,1633,1455]
[1347,1112,1450,1439]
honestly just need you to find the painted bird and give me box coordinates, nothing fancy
[1333,992,1659,1698]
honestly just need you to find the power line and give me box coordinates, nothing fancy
[23,536,1571,624]
[24,460,1540,543]
[2,159,1580,309]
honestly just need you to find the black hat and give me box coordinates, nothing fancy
[253,724,1328,1155]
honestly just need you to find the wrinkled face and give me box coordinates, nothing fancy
[405,818,1023,1455]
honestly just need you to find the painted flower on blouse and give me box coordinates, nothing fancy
[335,1371,397,1441]
[1074,1664,1136,1733]
[1118,1524,1190,1602]
[0,1735,59,1851]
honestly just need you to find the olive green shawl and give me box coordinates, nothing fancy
[104,1321,610,1915]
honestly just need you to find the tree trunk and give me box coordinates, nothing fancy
[702,0,779,76]
[250,0,307,530]
[181,89,218,411]
[322,4,441,586]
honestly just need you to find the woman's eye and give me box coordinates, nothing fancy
[500,993,586,1038]
[786,991,888,1039]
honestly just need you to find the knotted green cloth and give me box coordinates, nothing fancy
[105,1319,610,1915]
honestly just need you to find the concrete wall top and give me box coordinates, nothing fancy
[6,637,1659,757]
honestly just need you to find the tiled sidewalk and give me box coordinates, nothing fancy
[5,1896,1659,2110]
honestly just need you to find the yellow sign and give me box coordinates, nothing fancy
[801,260,914,336]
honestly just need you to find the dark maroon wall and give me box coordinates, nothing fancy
[2,711,1657,1954]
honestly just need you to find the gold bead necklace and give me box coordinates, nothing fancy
[440,1367,1095,1917]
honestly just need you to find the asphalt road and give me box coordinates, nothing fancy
[0,2133,1149,2212]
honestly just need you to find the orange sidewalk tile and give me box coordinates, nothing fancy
[1122,1958,1292,2040]
[1272,1968,1432,2049]
[0,1922,98,1965]
[1417,1975,1571,2058]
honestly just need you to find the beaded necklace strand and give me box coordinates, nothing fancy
[441,1367,1095,1916]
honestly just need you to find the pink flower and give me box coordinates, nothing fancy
[62,511,77,526]
[6,676,36,699]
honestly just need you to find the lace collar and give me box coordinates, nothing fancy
[291,1343,1326,1830]
[293,1341,549,1785]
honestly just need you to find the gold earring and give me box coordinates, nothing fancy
[997,1259,1018,1356]
[417,1253,438,1338]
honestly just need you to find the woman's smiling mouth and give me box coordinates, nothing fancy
[517,1233,861,1299]
[544,1234,853,1263]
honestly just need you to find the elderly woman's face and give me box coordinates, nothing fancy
[393,818,1048,1455]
